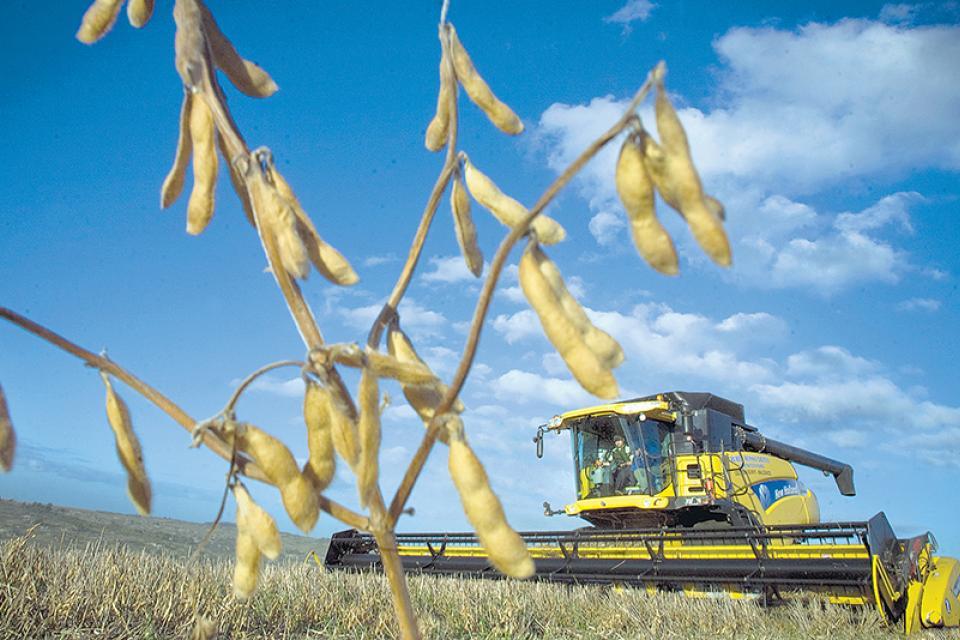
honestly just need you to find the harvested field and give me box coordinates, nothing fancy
[3,530,959,639]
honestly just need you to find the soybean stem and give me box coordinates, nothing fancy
[387,70,659,525]
[367,26,460,350]
[173,3,419,635]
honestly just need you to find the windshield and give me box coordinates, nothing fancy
[574,414,672,499]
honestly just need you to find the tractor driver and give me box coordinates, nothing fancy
[604,435,633,493]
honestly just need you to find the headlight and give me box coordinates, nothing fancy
[547,415,563,429]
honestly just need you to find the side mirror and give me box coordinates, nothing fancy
[533,426,545,459]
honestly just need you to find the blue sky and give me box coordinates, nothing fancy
[1,1,958,555]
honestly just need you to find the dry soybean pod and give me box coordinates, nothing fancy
[615,132,678,275]
[531,245,624,369]
[463,156,566,245]
[268,167,358,285]
[364,351,438,387]
[448,431,534,578]
[199,3,278,98]
[237,423,299,487]
[303,379,336,491]
[519,244,618,399]
[0,384,15,473]
[425,38,455,152]
[161,92,194,209]
[451,170,483,277]
[186,96,218,236]
[237,423,317,532]
[447,24,523,136]
[326,387,360,469]
[233,483,281,560]
[100,372,151,515]
[279,473,319,533]
[243,162,310,279]
[356,361,381,508]
[649,77,731,266]
[76,0,124,44]
[232,529,260,600]
[126,0,154,28]
[386,326,463,445]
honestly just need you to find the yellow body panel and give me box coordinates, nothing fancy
[921,556,960,628]
[568,451,820,528]
[557,399,676,424]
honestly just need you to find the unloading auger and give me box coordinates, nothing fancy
[324,392,960,633]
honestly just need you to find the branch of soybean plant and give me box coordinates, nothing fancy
[0,306,250,475]
[0,307,368,530]
[173,0,359,418]
[367,26,460,349]
[172,3,416,634]
[387,70,660,525]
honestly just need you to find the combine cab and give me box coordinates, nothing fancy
[325,392,960,633]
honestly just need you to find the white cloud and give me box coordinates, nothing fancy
[897,297,941,312]
[499,285,526,304]
[699,20,960,188]
[541,352,568,377]
[339,298,447,335]
[421,255,484,284]
[785,346,879,379]
[716,312,787,336]
[382,402,419,424]
[535,17,959,293]
[604,0,655,28]
[751,376,960,433]
[491,309,541,345]
[489,369,595,408]
[588,210,625,246]
[735,192,921,295]
[482,290,959,468]
[421,345,460,375]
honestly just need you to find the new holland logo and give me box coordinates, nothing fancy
[750,479,800,510]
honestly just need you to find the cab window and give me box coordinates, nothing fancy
[574,414,672,499]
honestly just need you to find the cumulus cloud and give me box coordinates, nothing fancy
[491,309,541,344]
[785,346,879,379]
[339,298,447,335]
[489,369,595,408]
[486,296,959,466]
[421,255,484,284]
[589,210,626,246]
[698,20,960,188]
[493,301,782,388]
[535,16,959,292]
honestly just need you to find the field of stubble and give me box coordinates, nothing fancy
[1,533,959,640]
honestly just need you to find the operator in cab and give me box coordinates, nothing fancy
[604,435,633,492]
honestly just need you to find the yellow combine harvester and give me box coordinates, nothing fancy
[325,392,960,633]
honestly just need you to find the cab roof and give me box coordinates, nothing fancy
[554,391,745,426]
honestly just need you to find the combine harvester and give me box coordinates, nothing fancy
[325,392,960,633]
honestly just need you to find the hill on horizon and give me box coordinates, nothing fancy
[0,498,327,562]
